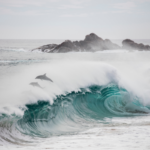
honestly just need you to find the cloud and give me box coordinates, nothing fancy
[0,6,53,16]
[0,0,59,7]
[60,11,103,17]
[102,10,132,14]
[133,0,150,2]
[0,0,91,8]
[58,4,83,9]
[113,2,136,10]
[61,13,88,17]
[0,7,13,14]
[68,0,91,5]
[0,0,90,16]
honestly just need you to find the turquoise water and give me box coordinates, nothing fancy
[15,84,150,137]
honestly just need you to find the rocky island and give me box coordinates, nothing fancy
[32,33,150,53]
[122,39,150,51]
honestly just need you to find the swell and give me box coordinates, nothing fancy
[15,83,150,137]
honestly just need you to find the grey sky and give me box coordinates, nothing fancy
[0,0,150,39]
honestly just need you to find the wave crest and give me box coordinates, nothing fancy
[16,83,150,137]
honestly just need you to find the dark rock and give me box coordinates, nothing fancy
[47,44,58,50]
[32,34,150,53]
[145,45,150,50]
[32,44,58,52]
[51,40,80,53]
[104,39,121,50]
[32,33,121,53]
[85,33,103,42]
[122,39,150,51]
[79,33,105,51]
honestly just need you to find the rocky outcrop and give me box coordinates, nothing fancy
[51,40,80,53]
[32,33,121,53]
[122,39,150,51]
[32,33,150,53]
[34,44,58,53]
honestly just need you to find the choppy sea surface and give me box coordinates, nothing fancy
[1,39,150,150]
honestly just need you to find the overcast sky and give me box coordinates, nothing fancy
[0,0,150,39]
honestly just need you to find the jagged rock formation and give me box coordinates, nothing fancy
[122,39,150,51]
[32,33,150,53]
[32,33,121,53]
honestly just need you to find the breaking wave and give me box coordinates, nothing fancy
[17,84,150,137]
[0,60,150,146]
[0,84,150,142]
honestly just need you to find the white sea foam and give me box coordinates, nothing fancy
[0,47,28,52]
[0,53,150,116]
[0,61,118,115]
[1,50,150,149]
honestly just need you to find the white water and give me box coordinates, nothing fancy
[1,40,150,149]
[1,52,150,114]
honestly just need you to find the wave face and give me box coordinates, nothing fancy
[15,84,149,137]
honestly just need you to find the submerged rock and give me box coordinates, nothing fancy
[32,33,121,53]
[122,39,150,51]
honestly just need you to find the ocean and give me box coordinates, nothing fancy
[1,39,150,150]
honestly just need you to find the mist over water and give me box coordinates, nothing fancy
[1,39,150,51]
[1,40,150,149]
[0,39,64,51]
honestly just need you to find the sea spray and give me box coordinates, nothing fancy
[1,52,150,148]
